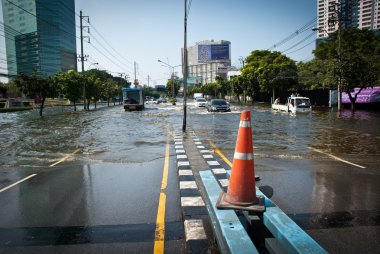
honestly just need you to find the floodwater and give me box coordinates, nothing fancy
[0,101,379,253]
[1,102,379,181]
[0,104,183,169]
[1,101,379,185]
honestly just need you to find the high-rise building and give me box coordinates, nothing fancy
[186,40,231,85]
[317,0,379,39]
[1,0,77,77]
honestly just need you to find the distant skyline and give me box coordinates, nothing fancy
[1,0,317,85]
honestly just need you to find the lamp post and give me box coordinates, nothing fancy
[88,62,99,70]
[157,60,181,98]
[183,0,188,132]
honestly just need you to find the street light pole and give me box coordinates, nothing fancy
[183,0,188,132]
[88,62,98,70]
[158,60,180,98]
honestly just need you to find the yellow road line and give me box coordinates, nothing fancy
[0,174,37,193]
[153,142,170,254]
[208,140,232,167]
[153,193,166,254]
[310,147,366,169]
[49,148,81,167]
[160,144,170,190]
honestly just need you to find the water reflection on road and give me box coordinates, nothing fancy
[1,103,379,169]
[0,102,378,253]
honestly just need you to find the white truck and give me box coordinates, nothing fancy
[272,96,311,113]
[193,93,203,100]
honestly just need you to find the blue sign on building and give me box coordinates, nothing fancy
[198,44,229,62]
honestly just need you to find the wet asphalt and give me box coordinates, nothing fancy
[0,102,379,253]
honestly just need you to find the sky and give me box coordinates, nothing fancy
[0,0,317,85]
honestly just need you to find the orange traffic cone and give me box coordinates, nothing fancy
[216,110,265,212]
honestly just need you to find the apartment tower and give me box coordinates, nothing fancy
[317,0,379,39]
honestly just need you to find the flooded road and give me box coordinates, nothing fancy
[0,102,379,253]
[188,102,380,254]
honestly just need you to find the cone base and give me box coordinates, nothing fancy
[216,192,265,212]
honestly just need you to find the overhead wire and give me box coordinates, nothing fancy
[268,17,317,51]
[84,20,134,67]
[281,32,316,54]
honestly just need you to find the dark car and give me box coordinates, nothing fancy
[207,99,230,112]
[157,97,168,103]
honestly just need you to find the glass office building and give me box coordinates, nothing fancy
[1,0,77,77]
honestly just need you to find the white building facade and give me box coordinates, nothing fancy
[187,40,231,84]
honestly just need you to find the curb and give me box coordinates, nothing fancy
[173,132,209,254]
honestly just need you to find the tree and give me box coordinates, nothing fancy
[297,59,336,90]
[102,78,118,106]
[166,79,181,98]
[215,76,230,98]
[242,50,298,99]
[200,82,219,98]
[230,76,244,103]
[55,70,83,111]
[187,85,202,99]
[85,74,102,109]
[14,73,57,116]
[0,82,7,98]
[314,28,380,110]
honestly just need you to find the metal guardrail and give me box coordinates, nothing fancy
[200,170,328,254]
[200,170,259,254]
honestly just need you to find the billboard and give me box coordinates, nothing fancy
[198,44,229,62]
[342,86,380,104]
[187,76,203,86]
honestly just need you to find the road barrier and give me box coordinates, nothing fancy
[200,170,328,253]
[216,110,264,212]
[199,110,328,253]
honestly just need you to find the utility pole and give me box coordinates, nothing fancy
[147,75,150,87]
[239,56,245,68]
[328,2,349,112]
[171,68,175,98]
[79,11,90,110]
[183,0,188,132]
[134,61,137,87]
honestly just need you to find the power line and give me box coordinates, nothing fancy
[285,39,316,55]
[281,32,315,54]
[89,34,133,73]
[84,20,134,67]
[268,17,317,50]
[187,0,193,16]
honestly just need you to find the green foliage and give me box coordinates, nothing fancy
[102,78,118,104]
[215,76,229,97]
[166,79,181,97]
[169,97,177,105]
[242,50,298,95]
[200,82,219,97]
[13,73,57,116]
[187,85,202,98]
[55,70,83,108]
[313,28,380,109]
[0,82,7,97]
[143,86,160,98]
[297,59,336,90]
[14,73,57,99]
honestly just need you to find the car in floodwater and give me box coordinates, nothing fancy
[207,99,230,112]
[195,97,207,107]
